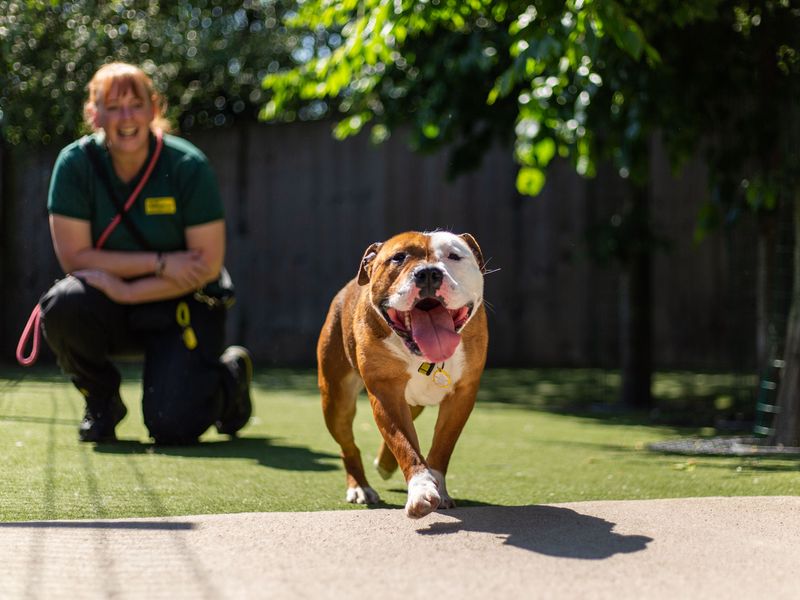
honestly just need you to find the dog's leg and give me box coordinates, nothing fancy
[321,371,379,505]
[426,381,479,509]
[367,386,440,518]
[374,404,424,480]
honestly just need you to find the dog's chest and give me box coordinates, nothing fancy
[383,336,466,406]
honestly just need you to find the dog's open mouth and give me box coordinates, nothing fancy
[381,297,473,362]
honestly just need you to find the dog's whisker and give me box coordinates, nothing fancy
[481,256,500,276]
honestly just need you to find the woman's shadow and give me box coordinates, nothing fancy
[92,436,339,472]
[417,503,653,560]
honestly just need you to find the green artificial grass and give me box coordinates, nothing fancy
[0,366,797,522]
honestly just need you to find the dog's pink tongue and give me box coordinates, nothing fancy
[410,304,461,362]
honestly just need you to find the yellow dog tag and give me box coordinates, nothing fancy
[432,367,451,388]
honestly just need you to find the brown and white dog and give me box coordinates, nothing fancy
[317,231,488,518]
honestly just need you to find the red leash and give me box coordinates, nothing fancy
[16,306,43,366]
[16,130,164,366]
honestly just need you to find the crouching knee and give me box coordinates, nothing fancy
[40,276,110,334]
[145,410,205,446]
[144,400,215,446]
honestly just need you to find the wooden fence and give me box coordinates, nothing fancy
[0,120,756,369]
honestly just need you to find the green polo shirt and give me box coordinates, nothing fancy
[48,132,224,252]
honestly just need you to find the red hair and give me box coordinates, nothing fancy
[84,62,172,133]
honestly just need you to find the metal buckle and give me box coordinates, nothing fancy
[193,290,235,309]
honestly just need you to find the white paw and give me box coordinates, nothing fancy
[405,470,441,519]
[373,457,394,480]
[431,469,455,509]
[346,486,380,505]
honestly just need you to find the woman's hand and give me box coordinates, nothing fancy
[73,269,132,303]
[161,249,214,289]
[74,249,215,306]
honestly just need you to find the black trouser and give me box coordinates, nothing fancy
[39,275,230,443]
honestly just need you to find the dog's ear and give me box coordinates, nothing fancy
[357,242,382,285]
[459,233,485,271]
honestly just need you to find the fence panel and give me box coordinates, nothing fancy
[1,122,755,370]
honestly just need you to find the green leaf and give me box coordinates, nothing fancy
[516,166,546,196]
[333,113,369,139]
[620,27,643,60]
[422,122,440,139]
[370,124,390,144]
[260,100,277,121]
[533,137,556,166]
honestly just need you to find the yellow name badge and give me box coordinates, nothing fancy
[144,197,177,215]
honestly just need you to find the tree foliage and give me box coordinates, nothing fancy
[0,0,303,147]
[261,0,799,206]
[262,0,662,195]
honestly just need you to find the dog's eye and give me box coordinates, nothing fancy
[390,252,407,264]
[448,253,462,261]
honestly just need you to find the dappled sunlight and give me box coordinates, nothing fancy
[252,368,318,394]
[475,368,757,430]
[477,368,620,410]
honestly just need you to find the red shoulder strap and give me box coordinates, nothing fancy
[95,128,164,249]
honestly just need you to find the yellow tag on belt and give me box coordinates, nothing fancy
[145,197,177,215]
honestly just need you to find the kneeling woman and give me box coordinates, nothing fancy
[39,62,251,444]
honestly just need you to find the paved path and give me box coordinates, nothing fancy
[1,496,798,599]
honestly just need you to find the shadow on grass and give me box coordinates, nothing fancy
[418,504,653,559]
[0,521,194,530]
[640,454,800,472]
[92,436,339,472]
[477,368,757,430]
[366,499,403,510]
[0,413,76,427]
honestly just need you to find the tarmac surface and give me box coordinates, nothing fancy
[0,496,798,599]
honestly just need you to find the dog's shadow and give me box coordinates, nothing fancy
[92,436,338,472]
[416,503,653,559]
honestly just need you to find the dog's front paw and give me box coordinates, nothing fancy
[346,486,380,505]
[405,470,441,518]
[437,494,456,509]
[430,469,455,509]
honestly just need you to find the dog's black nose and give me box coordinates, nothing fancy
[414,267,443,296]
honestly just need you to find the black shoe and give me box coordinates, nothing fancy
[79,392,127,443]
[216,345,253,436]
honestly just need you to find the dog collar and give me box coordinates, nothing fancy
[418,362,451,388]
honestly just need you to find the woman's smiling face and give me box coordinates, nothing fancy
[95,81,155,156]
